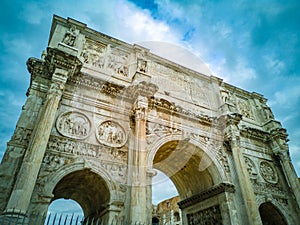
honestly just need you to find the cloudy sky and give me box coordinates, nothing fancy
[1,0,299,212]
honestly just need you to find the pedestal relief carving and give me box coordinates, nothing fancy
[259,161,278,184]
[56,111,91,139]
[187,205,222,225]
[96,121,127,147]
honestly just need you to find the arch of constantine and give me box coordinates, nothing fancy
[0,15,299,225]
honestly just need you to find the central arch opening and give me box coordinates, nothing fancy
[50,169,110,220]
[151,140,217,225]
[153,140,214,198]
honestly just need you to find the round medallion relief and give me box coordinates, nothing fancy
[56,111,91,139]
[96,120,127,147]
[259,161,278,184]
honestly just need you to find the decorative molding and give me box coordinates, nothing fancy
[178,183,235,209]
[56,111,91,140]
[96,121,127,148]
[252,180,285,196]
[240,127,270,142]
[69,74,124,97]
[45,47,82,76]
[149,97,214,125]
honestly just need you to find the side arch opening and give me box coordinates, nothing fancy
[50,169,110,220]
[259,202,288,225]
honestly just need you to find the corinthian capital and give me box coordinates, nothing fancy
[45,47,82,79]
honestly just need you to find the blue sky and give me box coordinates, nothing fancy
[1,0,299,211]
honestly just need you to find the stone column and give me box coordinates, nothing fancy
[2,49,81,220]
[127,82,158,224]
[270,128,300,208]
[5,68,68,214]
[129,95,148,224]
[225,113,262,225]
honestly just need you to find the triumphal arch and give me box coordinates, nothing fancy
[0,15,299,225]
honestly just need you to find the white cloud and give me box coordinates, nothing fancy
[269,85,300,109]
[152,170,178,205]
[115,1,180,43]
[264,55,285,75]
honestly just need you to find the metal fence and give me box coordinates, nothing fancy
[0,211,150,225]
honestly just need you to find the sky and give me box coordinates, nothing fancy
[0,0,299,212]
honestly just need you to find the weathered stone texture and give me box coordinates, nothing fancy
[0,15,299,225]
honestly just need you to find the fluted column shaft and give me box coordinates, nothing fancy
[5,68,69,213]
[129,95,148,224]
[226,115,262,225]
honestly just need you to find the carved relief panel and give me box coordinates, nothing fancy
[236,98,254,119]
[259,160,278,184]
[244,156,258,179]
[80,39,130,77]
[96,120,127,147]
[56,111,91,139]
[187,205,222,225]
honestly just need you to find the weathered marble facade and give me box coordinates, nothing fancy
[0,15,299,225]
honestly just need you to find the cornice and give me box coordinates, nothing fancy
[240,127,270,142]
[178,183,235,209]
[45,47,82,77]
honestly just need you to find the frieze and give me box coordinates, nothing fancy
[259,160,278,184]
[96,121,127,147]
[252,180,285,196]
[178,183,235,209]
[47,136,128,162]
[69,74,124,97]
[240,127,270,142]
[56,111,91,139]
[149,97,214,124]
[80,40,130,77]
[244,156,258,179]
[187,205,222,225]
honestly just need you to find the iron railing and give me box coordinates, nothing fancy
[0,211,151,225]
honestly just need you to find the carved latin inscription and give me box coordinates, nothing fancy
[56,111,91,139]
[96,121,127,147]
